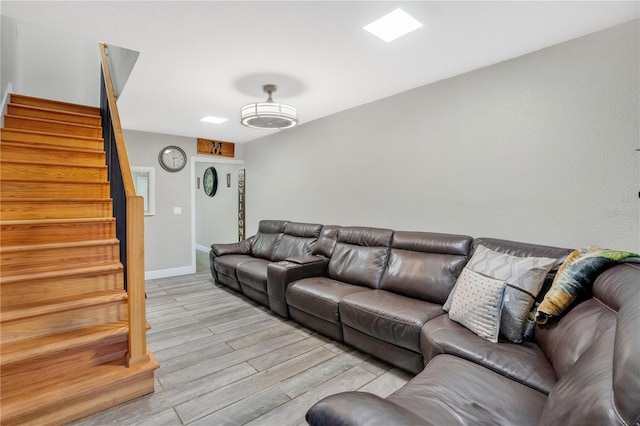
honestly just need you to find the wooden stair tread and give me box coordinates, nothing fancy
[4,114,102,130]
[8,103,102,121]
[0,238,120,253]
[0,128,104,144]
[0,290,128,323]
[0,140,106,155]
[1,197,111,202]
[0,217,115,226]
[9,94,101,116]
[0,321,129,366]
[0,352,159,424]
[0,158,107,169]
[0,262,123,285]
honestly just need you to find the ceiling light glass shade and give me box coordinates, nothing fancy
[241,84,298,129]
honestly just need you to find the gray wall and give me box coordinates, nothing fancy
[244,20,640,252]
[1,16,99,106]
[195,161,244,250]
[125,130,245,277]
[125,130,195,276]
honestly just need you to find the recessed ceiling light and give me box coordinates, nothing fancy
[200,116,228,124]
[363,8,423,43]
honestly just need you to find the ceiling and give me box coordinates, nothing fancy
[2,1,638,143]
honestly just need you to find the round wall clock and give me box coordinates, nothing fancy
[203,166,218,197]
[158,145,187,172]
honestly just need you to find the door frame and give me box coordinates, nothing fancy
[190,155,244,273]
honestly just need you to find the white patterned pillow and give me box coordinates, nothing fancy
[445,245,557,343]
[448,268,506,343]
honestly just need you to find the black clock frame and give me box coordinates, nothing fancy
[203,166,218,197]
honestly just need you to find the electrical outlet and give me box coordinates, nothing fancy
[173,207,182,215]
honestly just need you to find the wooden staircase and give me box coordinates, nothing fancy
[0,94,158,425]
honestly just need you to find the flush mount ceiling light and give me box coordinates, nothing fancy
[241,84,298,129]
[364,8,423,42]
[200,116,228,124]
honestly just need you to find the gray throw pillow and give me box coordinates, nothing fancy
[445,245,557,343]
[448,268,506,343]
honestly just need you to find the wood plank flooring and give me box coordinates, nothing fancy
[71,251,411,425]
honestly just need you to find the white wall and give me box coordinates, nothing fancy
[0,16,99,106]
[244,20,640,252]
[195,161,244,250]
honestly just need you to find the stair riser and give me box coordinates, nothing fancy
[1,302,128,344]
[0,200,113,220]
[0,129,104,151]
[7,104,101,127]
[1,243,120,277]
[4,116,102,138]
[9,94,101,116]
[0,180,111,199]
[3,367,156,426]
[1,340,128,391]
[0,268,124,307]
[1,220,116,245]
[0,144,106,166]
[1,162,107,181]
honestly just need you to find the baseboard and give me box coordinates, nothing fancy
[145,265,196,280]
[196,244,210,253]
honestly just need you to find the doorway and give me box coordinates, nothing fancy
[190,156,244,273]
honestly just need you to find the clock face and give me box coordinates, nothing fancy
[203,167,218,197]
[159,146,187,172]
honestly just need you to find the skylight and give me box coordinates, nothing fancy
[363,8,423,43]
[200,116,228,124]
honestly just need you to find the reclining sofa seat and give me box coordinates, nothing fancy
[420,237,573,393]
[339,231,473,373]
[210,220,323,307]
[285,226,394,341]
[267,225,340,318]
[307,255,640,425]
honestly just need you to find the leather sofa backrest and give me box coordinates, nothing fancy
[379,231,473,303]
[312,225,340,258]
[536,264,640,425]
[272,222,323,261]
[250,219,288,260]
[327,226,393,288]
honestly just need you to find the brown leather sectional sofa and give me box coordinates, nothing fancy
[209,220,640,426]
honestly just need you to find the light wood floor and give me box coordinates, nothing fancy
[72,251,411,425]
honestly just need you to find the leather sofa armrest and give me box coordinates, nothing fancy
[306,392,432,426]
[210,239,252,257]
[285,255,326,265]
[267,257,329,318]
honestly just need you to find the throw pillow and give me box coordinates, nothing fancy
[444,245,557,343]
[535,248,640,324]
[448,268,506,343]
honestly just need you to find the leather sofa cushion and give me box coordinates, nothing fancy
[421,314,557,394]
[340,290,444,352]
[236,259,270,292]
[312,225,340,258]
[272,222,323,261]
[273,234,315,261]
[387,354,547,426]
[286,277,369,323]
[250,232,282,260]
[379,231,471,303]
[214,254,257,279]
[327,227,393,289]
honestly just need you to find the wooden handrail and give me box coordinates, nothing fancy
[99,42,149,367]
